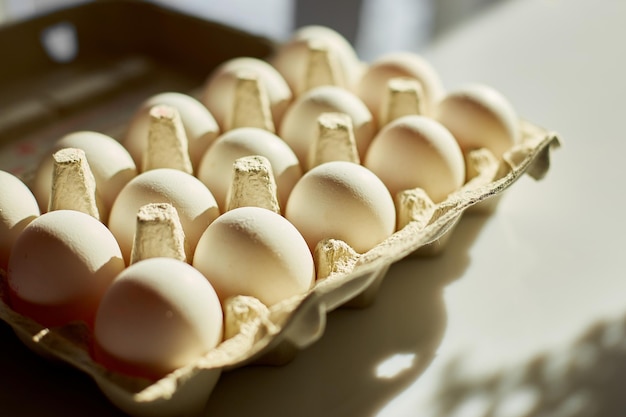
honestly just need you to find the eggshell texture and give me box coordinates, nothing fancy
[196,127,302,212]
[285,161,396,254]
[193,206,315,306]
[123,92,220,171]
[201,57,292,131]
[278,85,375,167]
[355,52,444,121]
[0,171,40,270]
[435,84,520,159]
[32,131,137,217]
[364,115,466,203]
[108,168,220,264]
[7,210,124,328]
[271,25,363,95]
[93,257,223,380]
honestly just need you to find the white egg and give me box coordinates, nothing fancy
[32,131,137,218]
[285,161,396,254]
[0,170,40,270]
[364,115,466,203]
[278,85,375,167]
[7,210,125,328]
[271,25,363,95]
[355,52,444,121]
[196,127,302,212]
[193,206,315,306]
[201,57,292,131]
[123,92,220,171]
[108,168,220,264]
[94,258,223,380]
[435,83,520,159]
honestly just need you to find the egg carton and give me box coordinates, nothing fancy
[0,2,561,416]
[0,119,560,416]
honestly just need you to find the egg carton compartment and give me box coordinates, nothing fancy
[0,2,561,417]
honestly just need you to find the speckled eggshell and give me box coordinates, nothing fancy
[32,131,137,218]
[435,83,520,159]
[271,25,364,95]
[7,210,125,328]
[200,57,293,131]
[108,168,220,264]
[193,206,315,306]
[364,115,466,203]
[196,127,302,212]
[0,170,40,270]
[123,92,220,171]
[355,51,444,122]
[93,257,223,380]
[278,85,375,167]
[285,161,396,254]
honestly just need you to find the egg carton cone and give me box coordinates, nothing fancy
[0,119,560,417]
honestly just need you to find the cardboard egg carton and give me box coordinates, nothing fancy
[0,120,559,416]
[0,1,561,416]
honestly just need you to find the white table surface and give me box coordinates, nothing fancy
[2,0,626,416]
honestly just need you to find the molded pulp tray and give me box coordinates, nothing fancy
[0,2,561,416]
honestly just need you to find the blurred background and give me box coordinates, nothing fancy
[0,0,506,60]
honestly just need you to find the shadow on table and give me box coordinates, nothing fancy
[0,320,127,417]
[204,213,491,417]
[423,313,626,417]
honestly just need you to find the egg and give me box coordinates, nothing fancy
[435,83,520,159]
[123,92,220,171]
[285,161,396,254]
[32,131,137,218]
[0,170,40,271]
[193,206,315,306]
[355,51,444,122]
[271,25,363,95]
[364,115,466,203]
[196,127,302,213]
[108,168,220,264]
[201,57,292,132]
[278,85,375,167]
[7,210,125,328]
[93,257,223,380]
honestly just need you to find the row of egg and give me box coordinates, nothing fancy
[1,167,315,380]
[0,25,519,380]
